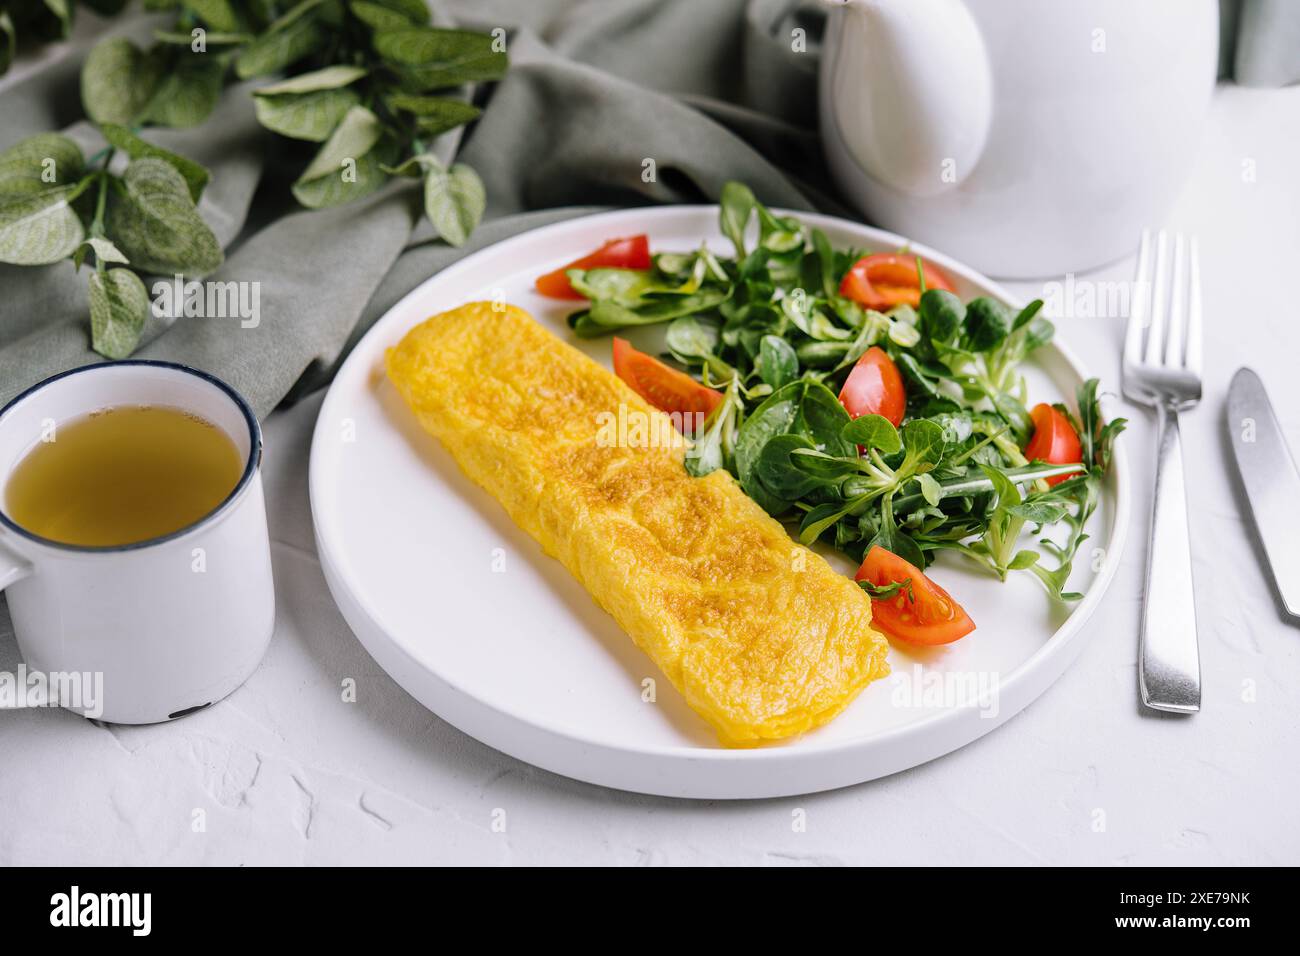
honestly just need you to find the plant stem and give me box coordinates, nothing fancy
[891,462,1083,514]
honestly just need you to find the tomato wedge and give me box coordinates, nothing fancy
[840,252,954,311]
[1023,403,1083,486]
[535,235,652,299]
[838,346,906,426]
[612,338,723,423]
[855,546,975,645]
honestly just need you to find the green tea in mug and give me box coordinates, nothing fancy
[4,405,244,547]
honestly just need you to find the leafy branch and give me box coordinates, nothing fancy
[0,0,507,358]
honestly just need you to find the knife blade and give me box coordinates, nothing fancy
[1227,367,1300,618]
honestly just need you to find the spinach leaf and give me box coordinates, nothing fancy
[757,334,798,390]
[570,288,731,337]
[719,181,755,258]
[963,297,1013,352]
[841,414,901,453]
[756,434,833,499]
[918,287,964,344]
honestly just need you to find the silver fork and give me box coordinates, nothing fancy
[1122,230,1203,714]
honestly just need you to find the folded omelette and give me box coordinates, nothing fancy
[385,302,889,747]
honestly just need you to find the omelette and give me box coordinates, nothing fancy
[385,302,890,747]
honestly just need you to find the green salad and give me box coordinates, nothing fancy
[537,182,1125,639]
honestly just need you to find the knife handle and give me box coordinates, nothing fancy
[1139,401,1202,713]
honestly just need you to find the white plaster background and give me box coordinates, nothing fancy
[2,83,1298,866]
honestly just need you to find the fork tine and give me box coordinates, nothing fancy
[1144,230,1170,366]
[1186,236,1203,375]
[1165,233,1187,367]
[1124,230,1153,366]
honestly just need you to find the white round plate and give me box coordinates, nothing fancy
[309,206,1131,799]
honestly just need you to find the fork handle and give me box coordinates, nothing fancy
[1139,401,1202,713]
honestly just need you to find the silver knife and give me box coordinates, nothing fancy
[1227,367,1300,618]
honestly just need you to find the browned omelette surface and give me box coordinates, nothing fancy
[385,302,890,747]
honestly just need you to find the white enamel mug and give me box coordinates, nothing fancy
[0,361,275,724]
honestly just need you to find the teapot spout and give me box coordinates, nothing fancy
[819,0,992,197]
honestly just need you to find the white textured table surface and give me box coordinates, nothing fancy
[3,84,1299,866]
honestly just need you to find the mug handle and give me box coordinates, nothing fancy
[0,537,33,591]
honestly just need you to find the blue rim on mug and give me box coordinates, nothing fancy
[0,360,263,554]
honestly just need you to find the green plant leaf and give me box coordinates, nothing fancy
[154,29,251,46]
[756,434,831,499]
[841,413,901,453]
[89,267,150,359]
[757,334,797,390]
[140,52,225,128]
[256,64,367,94]
[77,236,130,268]
[364,0,430,22]
[900,418,948,472]
[374,27,506,86]
[251,65,368,142]
[297,104,382,180]
[291,107,394,208]
[99,124,211,202]
[423,161,484,247]
[235,2,326,79]
[963,297,1013,352]
[291,148,393,208]
[81,38,163,125]
[180,0,241,32]
[1,13,16,77]
[0,133,84,201]
[105,158,223,275]
[383,94,480,135]
[918,287,964,343]
[0,185,85,265]
[665,314,719,360]
[719,181,755,258]
[254,88,360,141]
[917,472,943,507]
[571,288,730,337]
[42,0,72,36]
[349,1,415,31]
[564,267,659,302]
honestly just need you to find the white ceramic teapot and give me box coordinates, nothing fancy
[819,0,1218,278]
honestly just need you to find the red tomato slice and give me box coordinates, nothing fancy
[838,346,906,426]
[840,253,954,311]
[1023,403,1083,486]
[855,546,975,645]
[535,235,652,299]
[612,337,723,422]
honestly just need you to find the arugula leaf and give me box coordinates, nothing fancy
[684,376,741,478]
